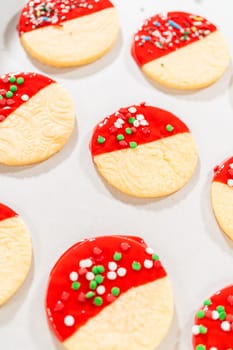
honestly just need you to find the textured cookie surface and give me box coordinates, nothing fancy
[18,0,119,67]
[46,235,173,350]
[0,203,32,306]
[0,72,75,166]
[192,285,233,349]
[211,156,233,240]
[90,104,198,198]
[132,12,230,90]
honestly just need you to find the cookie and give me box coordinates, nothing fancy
[0,203,32,306]
[18,0,119,67]
[90,103,198,198]
[46,235,173,350]
[0,72,75,166]
[211,156,233,241]
[192,285,233,349]
[131,12,230,90]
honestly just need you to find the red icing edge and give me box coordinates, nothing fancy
[90,103,190,156]
[213,156,233,187]
[18,0,114,35]
[46,235,167,341]
[192,285,233,349]
[131,11,217,66]
[0,203,17,221]
[0,72,54,122]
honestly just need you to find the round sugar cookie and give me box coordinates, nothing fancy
[131,12,230,90]
[18,0,119,67]
[0,203,32,306]
[192,285,233,349]
[90,103,198,198]
[211,156,233,241]
[46,235,173,350]
[0,72,75,166]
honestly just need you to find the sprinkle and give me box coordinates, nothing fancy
[221,321,231,331]
[113,252,122,261]
[93,247,103,256]
[78,292,86,302]
[128,117,136,124]
[64,315,75,327]
[108,262,117,271]
[10,85,17,93]
[209,348,218,350]
[86,291,95,299]
[117,134,124,141]
[69,271,78,281]
[54,300,64,312]
[227,179,233,187]
[196,310,205,319]
[203,299,212,306]
[71,282,80,291]
[219,311,226,320]
[107,271,117,280]
[216,305,225,312]
[9,76,16,83]
[166,124,174,132]
[129,141,137,149]
[144,259,153,269]
[125,127,133,135]
[93,296,103,306]
[111,287,120,297]
[21,94,29,101]
[132,261,141,271]
[96,285,106,295]
[142,35,151,41]
[229,163,233,169]
[146,247,154,254]
[117,267,127,277]
[153,21,160,27]
[192,325,200,335]
[199,325,207,334]
[227,295,233,305]
[167,19,181,30]
[121,242,130,251]
[119,140,128,147]
[212,311,219,320]
[17,77,24,85]
[60,291,70,301]
[86,272,95,281]
[196,345,206,350]
[133,120,140,127]
[79,259,92,268]
[152,254,159,261]
[140,120,149,126]
[6,91,13,98]
[97,136,105,144]
[90,280,97,290]
[95,274,104,284]
[128,107,137,113]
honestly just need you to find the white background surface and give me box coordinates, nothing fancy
[1,0,233,349]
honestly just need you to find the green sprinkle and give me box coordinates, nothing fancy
[10,85,17,93]
[129,141,137,149]
[0,95,3,100]
[216,305,225,312]
[219,311,226,320]
[97,136,105,144]
[181,35,188,41]
[9,76,16,83]
[6,91,13,98]
[92,266,99,274]
[196,345,206,350]
[111,287,120,297]
[71,281,80,290]
[86,291,95,299]
[93,296,103,306]
[166,124,174,132]
[152,254,159,261]
[199,325,207,334]
[128,117,135,124]
[90,280,97,290]
[184,31,190,35]
[113,252,122,261]
[95,274,104,284]
[96,265,105,273]
[132,261,141,271]
[17,77,24,85]
[203,299,212,306]
[196,310,205,319]
[117,134,124,141]
[125,127,132,135]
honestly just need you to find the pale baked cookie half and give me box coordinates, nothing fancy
[46,235,173,350]
[211,156,233,241]
[0,203,32,306]
[192,285,233,350]
[18,0,119,67]
[0,72,75,166]
[90,103,198,198]
[131,12,230,90]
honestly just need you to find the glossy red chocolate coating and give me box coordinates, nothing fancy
[0,203,17,221]
[0,72,54,122]
[132,11,217,66]
[213,156,233,186]
[18,0,114,35]
[46,235,166,341]
[193,285,233,349]
[90,104,190,156]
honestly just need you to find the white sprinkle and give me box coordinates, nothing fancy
[86,272,95,281]
[145,247,154,255]
[221,321,231,331]
[212,310,219,320]
[144,259,153,269]
[64,315,75,327]
[227,179,233,187]
[140,120,149,126]
[192,325,200,335]
[96,285,106,295]
[107,271,117,280]
[117,267,127,277]
[136,114,144,121]
[229,163,233,169]
[116,118,124,125]
[108,262,117,271]
[128,107,137,113]
[69,271,78,281]
[209,348,218,350]
[133,120,140,127]
[79,259,92,268]
[21,94,29,102]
